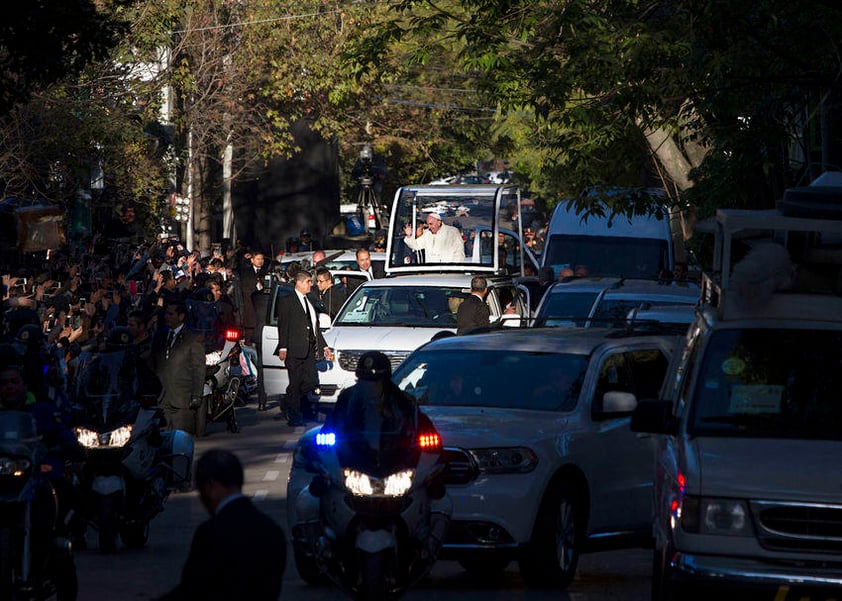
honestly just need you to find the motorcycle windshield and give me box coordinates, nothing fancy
[337,428,421,478]
[74,350,140,428]
[0,410,41,457]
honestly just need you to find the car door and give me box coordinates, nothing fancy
[581,343,670,534]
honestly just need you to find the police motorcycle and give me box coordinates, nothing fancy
[292,353,451,601]
[72,328,194,552]
[0,411,77,600]
[186,296,248,434]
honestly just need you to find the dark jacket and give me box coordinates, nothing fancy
[151,326,206,408]
[315,285,347,320]
[158,496,287,601]
[235,265,267,330]
[456,293,491,335]
[275,292,327,359]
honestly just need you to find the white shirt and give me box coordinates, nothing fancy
[403,223,466,263]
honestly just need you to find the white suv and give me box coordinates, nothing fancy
[316,273,528,406]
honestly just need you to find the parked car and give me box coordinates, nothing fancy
[288,327,682,589]
[631,203,842,599]
[533,277,699,328]
[315,273,528,407]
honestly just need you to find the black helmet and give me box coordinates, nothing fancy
[13,324,44,356]
[355,351,391,381]
[106,326,134,351]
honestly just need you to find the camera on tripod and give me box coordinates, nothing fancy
[357,144,375,188]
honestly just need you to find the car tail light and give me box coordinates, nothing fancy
[418,431,441,451]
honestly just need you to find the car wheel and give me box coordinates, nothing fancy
[519,480,581,589]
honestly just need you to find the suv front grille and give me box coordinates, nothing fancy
[442,447,478,485]
[754,501,842,553]
[337,350,411,373]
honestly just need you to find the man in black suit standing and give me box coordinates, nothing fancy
[236,249,267,346]
[457,276,491,335]
[157,449,286,601]
[274,270,329,426]
[151,299,207,435]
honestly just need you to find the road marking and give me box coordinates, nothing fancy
[263,470,280,482]
[274,454,289,463]
[253,490,268,501]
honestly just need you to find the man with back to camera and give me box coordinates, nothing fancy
[402,213,466,263]
[156,449,287,601]
[274,270,329,426]
[456,275,491,335]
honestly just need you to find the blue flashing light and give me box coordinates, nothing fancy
[316,432,336,447]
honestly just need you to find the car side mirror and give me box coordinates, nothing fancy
[318,313,332,330]
[630,398,678,435]
[602,390,638,414]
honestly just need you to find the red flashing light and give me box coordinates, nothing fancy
[418,432,441,450]
[677,472,686,494]
[224,328,242,342]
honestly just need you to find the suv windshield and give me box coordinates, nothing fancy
[335,285,469,327]
[543,235,668,279]
[394,349,587,411]
[689,328,842,440]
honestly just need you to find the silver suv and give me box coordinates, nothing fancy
[632,203,842,599]
[288,326,682,588]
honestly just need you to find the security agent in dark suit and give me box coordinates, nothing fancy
[157,449,287,601]
[274,270,329,427]
[313,267,347,319]
[235,250,267,345]
[456,275,491,335]
[151,299,207,436]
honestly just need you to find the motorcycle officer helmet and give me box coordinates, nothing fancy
[105,326,134,351]
[355,351,391,381]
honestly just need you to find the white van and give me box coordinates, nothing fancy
[541,188,678,279]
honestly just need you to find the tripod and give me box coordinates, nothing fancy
[356,176,389,232]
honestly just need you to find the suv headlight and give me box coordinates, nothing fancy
[469,447,538,474]
[681,496,753,536]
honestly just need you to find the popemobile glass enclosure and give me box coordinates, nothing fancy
[385,185,530,275]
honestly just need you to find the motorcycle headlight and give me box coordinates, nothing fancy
[343,469,415,497]
[0,456,31,476]
[205,351,223,366]
[469,447,538,474]
[75,425,133,449]
[344,469,373,495]
[383,469,414,496]
[681,496,753,536]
